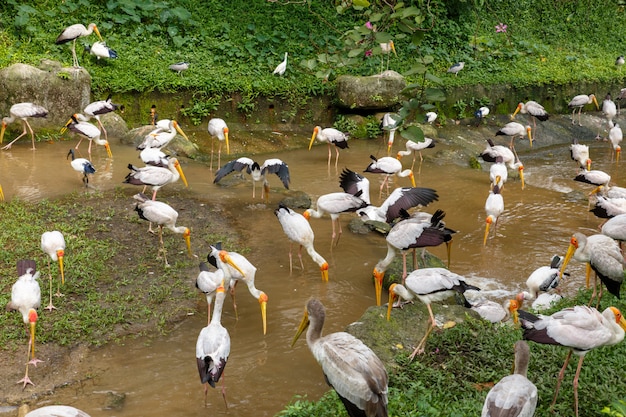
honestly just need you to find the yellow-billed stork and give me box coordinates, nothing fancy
[124,157,188,200]
[365,154,416,198]
[512,101,549,130]
[137,119,190,151]
[56,23,103,68]
[568,94,599,126]
[208,118,229,170]
[381,113,399,155]
[570,139,591,171]
[484,184,504,246]
[41,231,65,310]
[292,298,388,417]
[1,103,49,151]
[609,122,622,163]
[213,157,290,203]
[396,138,435,173]
[496,122,533,149]
[75,95,119,141]
[480,139,525,189]
[62,114,112,158]
[309,126,349,171]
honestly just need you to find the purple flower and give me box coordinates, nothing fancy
[365,21,373,30]
[365,50,372,57]
[495,23,507,33]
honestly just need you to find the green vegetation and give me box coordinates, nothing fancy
[279,289,626,416]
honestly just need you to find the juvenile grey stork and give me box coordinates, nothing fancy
[568,93,599,126]
[124,157,188,200]
[496,121,533,149]
[372,209,456,305]
[481,340,537,417]
[40,231,65,310]
[56,23,103,68]
[275,204,329,281]
[387,267,479,358]
[67,149,96,186]
[208,118,229,170]
[7,260,41,387]
[62,114,112,158]
[309,126,349,171]
[133,193,192,267]
[292,298,388,417]
[1,103,49,151]
[519,305,626,417]
[213,157,290,203]
[74,95,119,141]
[196,281,230,407]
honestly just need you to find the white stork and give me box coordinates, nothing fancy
[124,157,188,200]
[600,93,617,139]
[88,41,118,60]
[292,298,388,417]
[379,40,396,72]
[213,157,290,202]
[574,169,610,194]
[273,52,288,75]
[67,149,96,186]
[364,155,416,199]
[41,231,65,310]
[601,213,626,250]
[425,111,438,124]
[56,23,103,68]
[387,267,479,358]
[496,122,533,149]
[208,118,229,170]
[520,306,626,417]
[275,204,329,281]
[590,195,626,220]
[568,94,599,126]
[484,184,504,246]
[609,122,622,163]
[570,139,591,171]
[1,103,49,151]
[196,262,225,325]
[480,139,525,189]
[481,340,537,417]
[207,244,268,335]
[381,112,399,155]
[62,114,112,158]
[75,95,119,141]
[133,193,192,267]
[7,260,41,387]
[396,138,435,173]
[137,119,190,150]
[196,281,230,408]
[309,126,349,171]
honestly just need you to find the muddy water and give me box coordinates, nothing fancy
[1,130,623,416]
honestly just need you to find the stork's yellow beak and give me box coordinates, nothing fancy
[374,268,385,306]
[387,284,397,320]
[223,127,229,155]
[219,251,246,277]
[93,25,103,42]
[320,262,329,282]
[291,307,309,347]
[174,160,188,187]
[57,249,65,285]
[309,127,319,150]
[511,103,522,119]
[173,121,190,143]
[183,228,192,256]
[592,95,599,110]
[0,122,6,144]
[259,293,268,335]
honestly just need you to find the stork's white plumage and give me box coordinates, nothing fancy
[481,340,537,417]
[139,145,169,167]
[365,155,416,198]
[570,139,591,171]
[309,126,349,171]
[425,111,438,124]
[609,123,622,163]
[525,255,562,300]
[574,169,610,194]
[56,23,103,68]
[67,149,96,186]
[62,114,112,158]
[292,298,388,417]
[373,210,456,305]
[520,305,626,417]
[137,119,190,150]
[496,121,533,149]
[559,232,624,305]
[1,103,49,151]
[208,118,229,170]
[512,101,549,131]
[196,262,225,325]
[381,113,399,155]
[303,191,367,248]
[213,157,290,202]
[601,94,617,135]
[7,260,41,387]
[396,138,435,172]
[124,157,188,200]
[133,193,192,267]
[75,96,119,141]
[489,156,508,189]
[480,139,525,189]
[275,204,328,281]
[387,267,479,357]
[196,282,230,407]
[568,94,599,126]
[22,405,91,417]
[590,195,626,219]
[88,41,118,60]
[41,231,65,310]
[601,213,626,248]
[207,244,268,335]
[484,184,504,246]
[273,52,288,75]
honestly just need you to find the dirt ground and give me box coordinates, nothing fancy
[0,187,236,409]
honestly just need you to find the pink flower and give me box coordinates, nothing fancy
[495,23,507,33]
[365,50,372,57]
[365,21,373,30]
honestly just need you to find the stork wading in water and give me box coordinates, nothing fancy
[62,114,112,158]
[568,94,599,126]
[275,204,329,281]
[292,298,389,417]
[56,23,103,68]
[396,138,435,173]
[483,184,504,246]
[496,121,533,150]
[67,149,96,186]
[309,126,349,172]
[1,103,49,151]
[609,122,623,163]
[387,267,479,358]
[480,139,525,190]
[75,95,119,141]
[40,231,65,310]
[124,157,188,200]
[381,112,399,155]
[208,118,229,170]
[213,157,290,203]
[196,281,230,408]
[364,155,416,199]
[133,193,192,267]
[7,260,41,387]
[599,94,618,139]
[570,138,591,171]
[520,306,626,417]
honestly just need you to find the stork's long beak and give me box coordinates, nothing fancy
[592,95,599,110]
[445,240,452,268]
[174,160,188,187]
[93,25,103,42]
[527,127,533,148]
[183,228,192,256]
[511,103,522,119]
[374,268,385,306]
[586,158,592,171]
[291,307,309,347]
[617,147,621,164]
[0,184,4,201]
[519,165,525,190]
[57,249,65,285]
[559,241,577,279]
[28,309,37,359]
[483,217,492,246]
[387,284,397,320]
[320,262,329,282]
[219,251,246,277]
[390,41,397,56]
[104,141,113,158]
[60,118,73,134]
[309,128,318,150]
[409,171,416,187]
[223,127,230,155]
[613,307,626,331]
[0,122,6,144]
[259,293,268,335]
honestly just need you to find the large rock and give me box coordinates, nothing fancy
[336,71,406,110]
[0,62,91,127]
